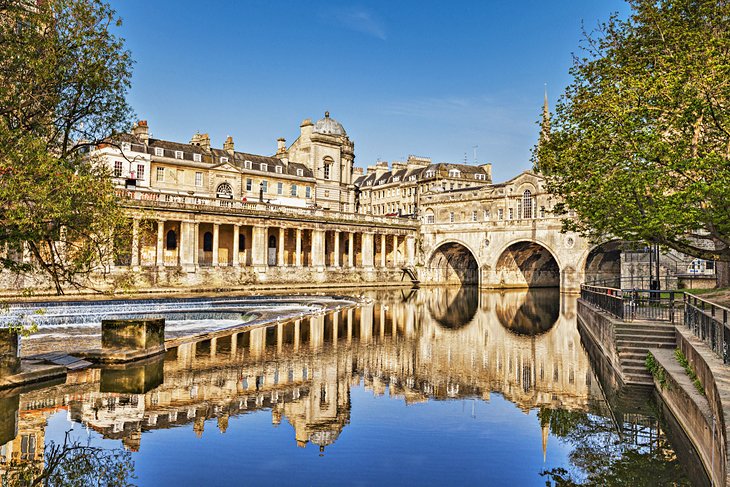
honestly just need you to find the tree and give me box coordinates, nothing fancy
[0,0,134,294]
[536,0,730,285]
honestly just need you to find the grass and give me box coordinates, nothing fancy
[675,348,705,396]
[645,352,667,390]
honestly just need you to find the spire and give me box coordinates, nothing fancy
[541,84,550,139]
[542,421,549,462]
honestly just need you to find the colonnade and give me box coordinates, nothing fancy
[126,217,417,271]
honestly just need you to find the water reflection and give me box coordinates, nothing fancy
[0,287,694,485]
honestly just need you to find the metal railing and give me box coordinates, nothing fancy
[684,294,730,363]
[581,284,679,323]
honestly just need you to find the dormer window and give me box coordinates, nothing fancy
[193,153,202,163]
[121,142,131,152]
[424,170,435,178]
[174,150,183,159]
[275,166,282,174]
[244,160,252,169]
[296,169,304,177]
[475,173,486,180]
[260,163,268,172]
[393,176,400,182]
[449,169,461,177]
[154,147,164,157]
[220,156,229,163]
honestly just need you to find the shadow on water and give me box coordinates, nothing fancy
[495,288,560,336]
[426,286,478,329]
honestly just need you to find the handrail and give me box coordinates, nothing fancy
[580,283,679,323]
[684,293,730,363]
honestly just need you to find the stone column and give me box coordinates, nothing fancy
[406,236,416,267]
[333,231,340,268]
[295,228,302,267]
[312,229,325,269]
[348,232,354,267]
[232,224,240,267]
[392,235,399,267]
[180,221,195,269]
[156,220,165,267]
[212,223,220,267]
[131,218,140,268]
[362,233,374,269]
[380,235,386,268]
[193,222,200,267]
[278,228,285,267]
[252,225,266,268]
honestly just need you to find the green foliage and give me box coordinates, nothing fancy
[0,0,134,294]
[537,0,730,264]
[645,352,667,390]
[674,348,705,395]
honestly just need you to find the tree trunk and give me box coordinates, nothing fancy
[716,260,730,288]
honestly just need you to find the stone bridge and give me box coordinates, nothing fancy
[416,171,621,293]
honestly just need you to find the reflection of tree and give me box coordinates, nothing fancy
[2,431,135,487]
[538,407,690,486]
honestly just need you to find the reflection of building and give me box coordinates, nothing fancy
[8,288,601,455]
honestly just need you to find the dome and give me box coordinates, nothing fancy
[313,111,346,136]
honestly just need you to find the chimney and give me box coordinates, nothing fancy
[276,137,286,154]
[132,120,149,145]
[300,118,313,139]
[190,132,211,151]
[366,166,376,175]
[353,167,364,177]
[223,135,234,153]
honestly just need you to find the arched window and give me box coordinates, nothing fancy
[268,235,277,248]
[216,182,233,199]
[238,234,246,252]
[203,232,213,252]
[165,229,177,250]
[322,157,333,180]
[522,190,533,219]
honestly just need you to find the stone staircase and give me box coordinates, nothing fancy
[615,322,677,385]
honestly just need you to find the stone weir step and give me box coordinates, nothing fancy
[614,323,677,385]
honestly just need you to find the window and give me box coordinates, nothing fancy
[261,180,268,193]
[425,170,434,178]
[137,164,145,180]
[449,169,461,177]
[475,173,486,180]
[498,208,504,220]
[238,234,245,252]
[216,182,233,199]
[449,212,455,223]
[244,160,252,169]
[522,190,533,219]
[296,168,304,177]
[323,163,331,180]
[508,208,514,220]
[195,172,203,187]
[203,232,213,252]
[275,166,282,174]
[305,186,311,198]
[393,176,400,182]
[260,163,267,172]
[155,147,164,157]
[121,142,131,152]
[291,184,298,197]
[113,160,123,177]
[484,210,490,220]
[156,167,165,182]
[193,153,202,162]
[540,206,546,218]
[246,178,252,191]
[220,156,229,163]
[277,182,283,195]
[174,150,183,159]
[166,230,177,250]
[472,211,477,222]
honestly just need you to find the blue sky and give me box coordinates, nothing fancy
[113,1,628,182]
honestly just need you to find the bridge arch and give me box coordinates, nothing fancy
[581,240,624,286]
[426,240,479,285]
[493,240,561,288]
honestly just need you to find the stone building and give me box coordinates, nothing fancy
[354,155,492,216]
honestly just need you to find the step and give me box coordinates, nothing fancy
[623,366,652,376]
[616,334,676,343]
[615,324,676,333]
[615,329,676,337]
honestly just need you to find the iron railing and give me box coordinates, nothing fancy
[684,294,730,364]
[581,284,679,323]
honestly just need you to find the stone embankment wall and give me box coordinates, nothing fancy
[576,300,622,380]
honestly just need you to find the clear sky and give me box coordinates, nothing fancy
[113,0,628,183]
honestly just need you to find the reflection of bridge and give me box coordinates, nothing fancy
[1,288,603,457]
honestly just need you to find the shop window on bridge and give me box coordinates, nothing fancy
[239,234,246,252]
[203,232,213,252]
[522,190,533,219]
[166,230,177,250]
[216,182,233,199]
